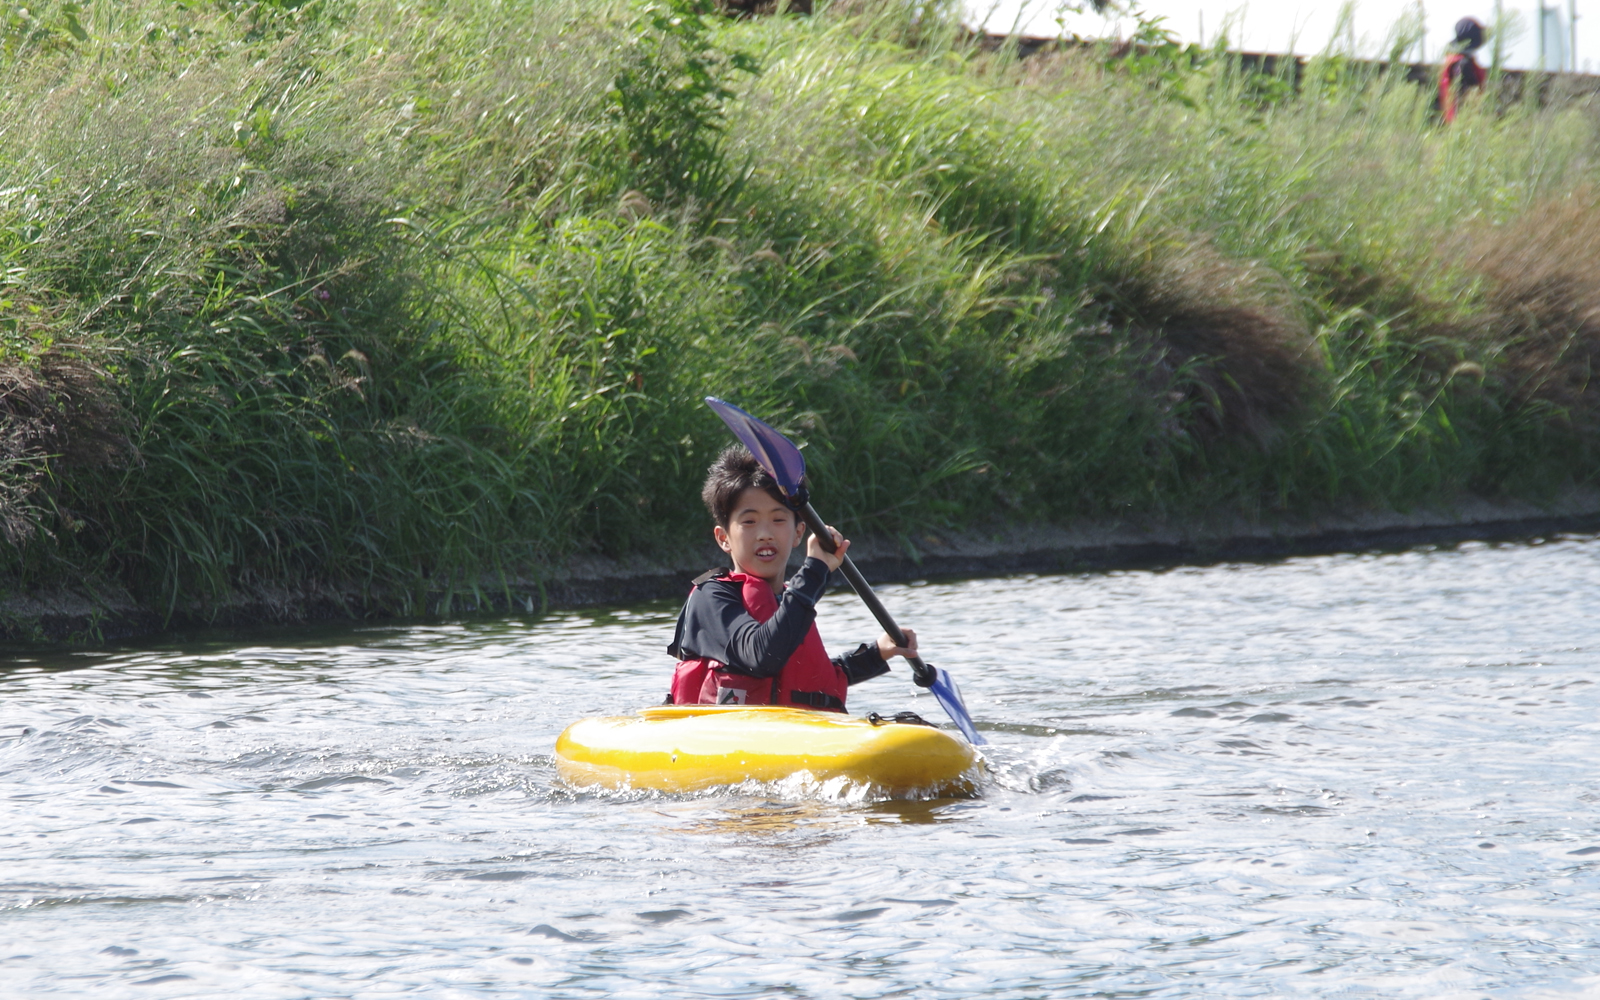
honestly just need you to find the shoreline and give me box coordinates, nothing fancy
[4,490,1597,647]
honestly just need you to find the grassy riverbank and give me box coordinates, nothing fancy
[2,0,1598,622]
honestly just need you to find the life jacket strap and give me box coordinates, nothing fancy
[788,690,845,711]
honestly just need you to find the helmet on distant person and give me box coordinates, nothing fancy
[1454,17,1486,51]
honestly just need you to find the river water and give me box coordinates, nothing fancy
[4,536,1600,998]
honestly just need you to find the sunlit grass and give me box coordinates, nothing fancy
[1,0,1597,615]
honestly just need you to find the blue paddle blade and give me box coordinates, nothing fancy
[705,397,807,495]
[929,668,986,745]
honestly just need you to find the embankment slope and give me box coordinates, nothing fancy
[2,1,1598,642]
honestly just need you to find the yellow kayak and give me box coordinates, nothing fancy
[555,705,979,795]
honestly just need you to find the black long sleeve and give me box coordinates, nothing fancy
[667,558,832,679]
[667,559,890,686]
[833,642,891,686]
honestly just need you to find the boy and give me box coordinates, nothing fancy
[666,446,917,710]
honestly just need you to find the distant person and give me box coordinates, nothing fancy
[1440,17,1487,124]
[665,447,916,710]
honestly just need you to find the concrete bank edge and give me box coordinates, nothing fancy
[4,490,1598,646]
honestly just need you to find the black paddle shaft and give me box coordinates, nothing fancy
[796,502,937,688]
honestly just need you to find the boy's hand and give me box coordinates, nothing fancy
[877,627,917,662]
[806,524,849,571]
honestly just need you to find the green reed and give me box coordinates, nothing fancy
[0,0,1596,617]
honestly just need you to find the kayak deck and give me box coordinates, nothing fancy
[555,705,979,795]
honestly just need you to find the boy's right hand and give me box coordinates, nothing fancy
[806,524,849,572]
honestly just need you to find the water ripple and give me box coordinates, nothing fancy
[3,537,1600,996]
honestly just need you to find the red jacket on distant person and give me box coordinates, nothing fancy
[1440,16,1488,125]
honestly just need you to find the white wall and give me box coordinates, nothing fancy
[967,1,1596,72]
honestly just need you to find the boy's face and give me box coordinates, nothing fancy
[714,487,804,586]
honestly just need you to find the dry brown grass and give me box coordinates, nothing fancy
[0,348,131,544]
[1112,240,1318,443]
[1444,191,1600,426]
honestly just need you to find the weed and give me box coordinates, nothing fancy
[0,0,1596,618]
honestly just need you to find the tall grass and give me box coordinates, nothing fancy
[1,0,1597,616]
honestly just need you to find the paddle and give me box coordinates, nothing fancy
[705,396,986,745]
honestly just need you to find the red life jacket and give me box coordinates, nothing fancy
[669,571,850,712]
[1440,53,1484,124]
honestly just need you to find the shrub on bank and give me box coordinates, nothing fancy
[0,0,1596,613]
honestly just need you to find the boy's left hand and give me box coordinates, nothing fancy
[877,627,917,662]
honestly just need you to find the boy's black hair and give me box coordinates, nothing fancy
[702,445,792,527]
